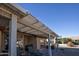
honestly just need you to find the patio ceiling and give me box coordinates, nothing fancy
[17,14,58,38]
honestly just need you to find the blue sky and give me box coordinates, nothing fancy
[19,3,79,37]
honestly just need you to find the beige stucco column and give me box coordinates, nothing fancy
[0,30,5,52]
[48,34,52,56]
[24,35,28,47]
[1,32,5,52]
[36,37,41,50]
[9,14,17,56]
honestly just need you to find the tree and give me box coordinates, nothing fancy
[66,38,74,47]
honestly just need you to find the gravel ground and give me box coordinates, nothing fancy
[52,48,79,56]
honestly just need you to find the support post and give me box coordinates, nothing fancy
[36,37,41,50]
[48,34,52,56]
[9,14,17,56]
